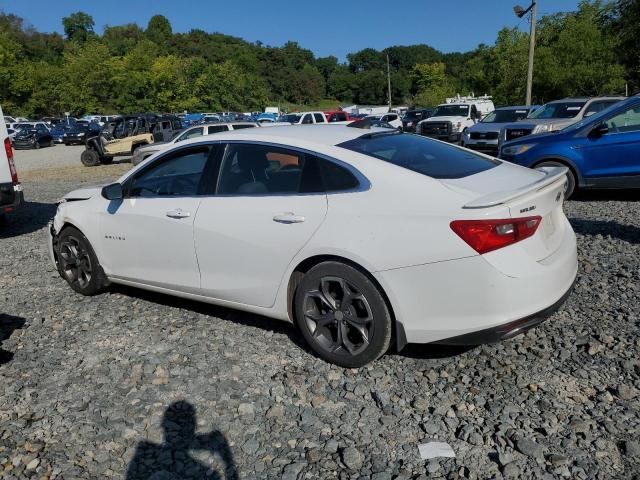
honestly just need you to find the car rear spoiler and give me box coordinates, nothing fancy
[462,166,568,209]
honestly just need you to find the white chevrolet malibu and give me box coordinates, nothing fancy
[48,125,577,367]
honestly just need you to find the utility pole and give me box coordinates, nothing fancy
[526,1,537,106]
[514,1,537,106]
[387,54,392,110]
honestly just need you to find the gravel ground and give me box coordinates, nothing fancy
[0,156,639,479]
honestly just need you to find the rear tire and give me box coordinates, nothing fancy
[294,261,392,368]
[56,226,106,296]
[535,161,577,199]
[81,149,100,167]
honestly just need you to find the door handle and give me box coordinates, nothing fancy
[166,209,191,219]
[273,212,305,224]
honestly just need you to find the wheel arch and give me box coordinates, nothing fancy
[286,254,408,352]
[531,155,583,187]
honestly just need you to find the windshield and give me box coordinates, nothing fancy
[338,133,499,179]
[279,114,302,123]
[481,109,530,123]
[561,99,634,133]
[434,105,470,117]
[404,110,432,120]
[527,102,585,119]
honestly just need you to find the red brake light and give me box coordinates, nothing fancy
[450,216,542,254]
[4,137,18,184]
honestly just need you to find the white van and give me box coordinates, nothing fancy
[0,105,23,221]
[416,95,495,143]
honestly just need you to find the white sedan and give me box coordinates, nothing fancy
[48,125,577,367]
[365,113,403,130]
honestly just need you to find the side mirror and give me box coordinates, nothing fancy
[101,182,123,200]
[590,123,609,137]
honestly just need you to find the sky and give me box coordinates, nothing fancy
[0,0,583,61]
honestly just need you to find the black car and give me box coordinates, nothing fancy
[63,121,99,145]
[12,125,54,149]
[402,108,435,133]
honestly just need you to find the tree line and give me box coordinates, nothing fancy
[0,0,637,117]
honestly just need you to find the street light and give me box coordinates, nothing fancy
[514,1,537,106]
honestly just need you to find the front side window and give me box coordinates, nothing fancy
[207,125,228,134]
[217,144,324,195]
[339,132,499,179]
[606,104,640,133]
[302,114,313,124]
[313,113,325,123]
[129,146,211,197]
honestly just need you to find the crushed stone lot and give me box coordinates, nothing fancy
[1,148,639,479]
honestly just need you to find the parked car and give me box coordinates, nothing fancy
[131,121,258,165]
[417,96,495,142]
[7,128,19,144]
[63,121,99,145]
[365,113,402,130]
[278,112,328,125]
[462,105,536,156]
[12,124,54,149]
[4,116,16,124]
[0,105,23,221]
[402,108,435,133]
[51,123,69,144]
[501,96,624,143]
[499,95,640,198]
[49,125,577,367]
[324,111,353,123]
[11,121,50,132]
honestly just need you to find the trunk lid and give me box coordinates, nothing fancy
[441,163,568,261]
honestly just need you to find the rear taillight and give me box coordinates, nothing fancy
[4,137,18,184]
[450,216,542,254]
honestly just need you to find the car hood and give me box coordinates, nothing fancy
[468,122,511,133]
[62,186,102,201]
[503,118,578,130]
[419,116,466,124]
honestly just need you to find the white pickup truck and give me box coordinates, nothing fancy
[416,96,495,143]
[0,105,23,222]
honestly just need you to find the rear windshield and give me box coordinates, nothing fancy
[338,133,499,179]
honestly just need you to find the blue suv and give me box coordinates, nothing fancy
[499,95,640,197]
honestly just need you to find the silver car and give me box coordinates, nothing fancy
[501,96,624,144]
[462,106,534,156]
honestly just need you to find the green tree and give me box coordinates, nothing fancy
[103,24,145,56]
[62,11,94,42]
[411,63,455,106]
[146,15,172,47]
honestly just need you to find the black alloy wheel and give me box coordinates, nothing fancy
[56,227,106,295]
[295,262,392,367]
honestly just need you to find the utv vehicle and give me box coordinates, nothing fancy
[81,114,181,167]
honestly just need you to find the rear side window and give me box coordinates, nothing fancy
[313,113,325,123]
[318,158,359,191]
[338,133,499,179]
[231,124,255,130]
[208,125,228,134]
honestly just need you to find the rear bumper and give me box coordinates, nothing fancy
[0,182,23,214]
[374,220,578,346]
[434,279,574,345]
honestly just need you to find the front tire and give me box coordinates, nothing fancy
[294,261,392,368]
[56,226,106,296]
[535,161,577,198]
[81,149,100,167]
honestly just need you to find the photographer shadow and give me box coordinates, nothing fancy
[126,401,238,480]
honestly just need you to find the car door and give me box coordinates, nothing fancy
[580,102,640,183]
[99,145,216,292]
[194,142,327,307]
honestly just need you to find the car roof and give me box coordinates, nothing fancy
[177,124,379,148]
